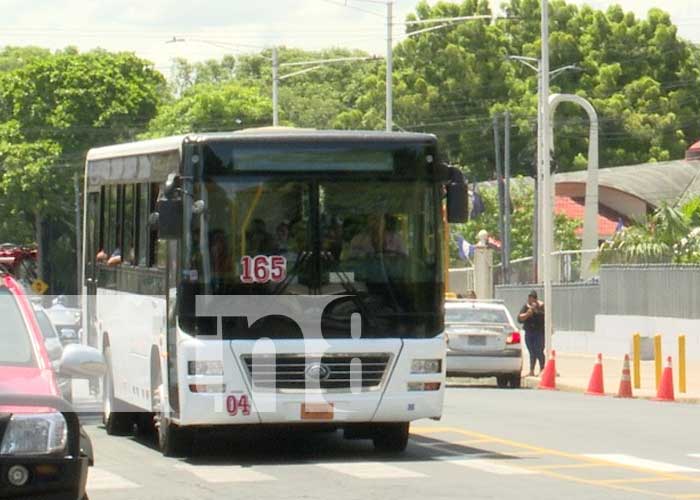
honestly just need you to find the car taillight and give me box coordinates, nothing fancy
[506,332,521,344]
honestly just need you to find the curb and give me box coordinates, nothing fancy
[522,376,700,404]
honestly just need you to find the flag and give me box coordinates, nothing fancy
[615,217,624,233]
[455,235,474,260]
[470,186,485,219]
[487,236,502,250]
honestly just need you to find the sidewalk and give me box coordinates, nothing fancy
[522,352,700,403]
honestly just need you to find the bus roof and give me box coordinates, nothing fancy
[85,127,438,162]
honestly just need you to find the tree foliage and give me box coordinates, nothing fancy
[597,200,700,265]
[335,0,700,180]
[0,48,164,291]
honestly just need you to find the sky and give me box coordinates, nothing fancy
[1,0,698,76]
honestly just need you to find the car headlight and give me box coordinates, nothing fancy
[187,360,224,376]
[0,413,67,456]
[411,359,442,374]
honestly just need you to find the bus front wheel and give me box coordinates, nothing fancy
[157,417,192,457]
[372,423,410,453]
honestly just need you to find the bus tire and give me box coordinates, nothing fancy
[373,423,409,453]
[158,418,192,457]
[102,347,133,436]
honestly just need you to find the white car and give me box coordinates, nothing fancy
[444,300,522,388]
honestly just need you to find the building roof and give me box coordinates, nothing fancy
[555,159,700,208]
[555,196,621,237]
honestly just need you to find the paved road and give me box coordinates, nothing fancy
[82,384,700,500]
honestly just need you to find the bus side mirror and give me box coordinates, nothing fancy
[155,173,183,239]
[446,166,468,223]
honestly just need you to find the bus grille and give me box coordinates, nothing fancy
[242,354,391,392]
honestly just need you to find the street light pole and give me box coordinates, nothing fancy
[272,46,280,127]
[540,0,554,357]
[385,0,393,132]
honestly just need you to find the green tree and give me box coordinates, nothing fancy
[0,48,165,292]
[338,0,700,180]
[449,180,580,266]
[144,81,272,137]
[166,47,382,130]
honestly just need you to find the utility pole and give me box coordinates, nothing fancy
[385,0,393,132]
[272,46,279,126]
[540,0,554,357]
[504,110,512,285]
[493,115,506,284]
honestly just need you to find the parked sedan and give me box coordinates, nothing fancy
[0,273,105,499]
[444,300,522,388]
[33,304,73,402]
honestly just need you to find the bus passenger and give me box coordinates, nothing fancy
[246,218,275,255]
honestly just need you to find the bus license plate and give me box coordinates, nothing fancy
[301,403,334,420]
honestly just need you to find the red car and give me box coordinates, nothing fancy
[0,273,104,500]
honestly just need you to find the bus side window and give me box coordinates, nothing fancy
[123,184,136,265]
[137,183,150,267]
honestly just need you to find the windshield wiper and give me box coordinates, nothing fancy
[320,251,378,329]
[272,250,311,295]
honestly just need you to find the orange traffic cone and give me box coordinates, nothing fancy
[585,353,605,396]
[538,350,557,390]
[655,356,675,402]
[616,354,634,398]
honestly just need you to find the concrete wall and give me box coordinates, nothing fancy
[552,315,700,361]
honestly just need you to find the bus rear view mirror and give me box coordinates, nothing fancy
[446,166,468,223]
[155,198,183,239]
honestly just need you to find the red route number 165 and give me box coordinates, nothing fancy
[240,255,286,284]
[226,394,251,416]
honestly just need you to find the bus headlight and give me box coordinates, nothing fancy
[0,413,67,456]
[187,360,224,376]
[411,359,442,374]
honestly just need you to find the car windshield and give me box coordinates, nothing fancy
[179,164,442,339]
[446,307,509,325]
[0,288,34,366]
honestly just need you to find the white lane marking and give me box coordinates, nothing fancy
[174,464,276,483]
[438,457,537,475]
[87,467,140,490]
[583,454,700,473]
[317,462,426,479]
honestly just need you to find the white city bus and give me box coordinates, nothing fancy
[82,128,466,456]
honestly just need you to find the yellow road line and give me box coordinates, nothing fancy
[412,426,697,498]
[529,463,609,470]
[598,477,676,485]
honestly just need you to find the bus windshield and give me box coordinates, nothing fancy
[179,169,443,340]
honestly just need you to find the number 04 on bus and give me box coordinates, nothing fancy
[82,128,467,456]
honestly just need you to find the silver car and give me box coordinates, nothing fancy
[444,300,522,388]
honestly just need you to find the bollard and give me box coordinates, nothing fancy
[632,333,641,389]
[679,334,686,394]
[654,334,662,390]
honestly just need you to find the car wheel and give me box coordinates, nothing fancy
[496,375,509,388]
[373,423,409,453]
[102,347,133,436]
[509,374,522,389]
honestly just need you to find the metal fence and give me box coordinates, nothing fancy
[447,267,475,296]
[600,265,700,319]
[496,283,600,332]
